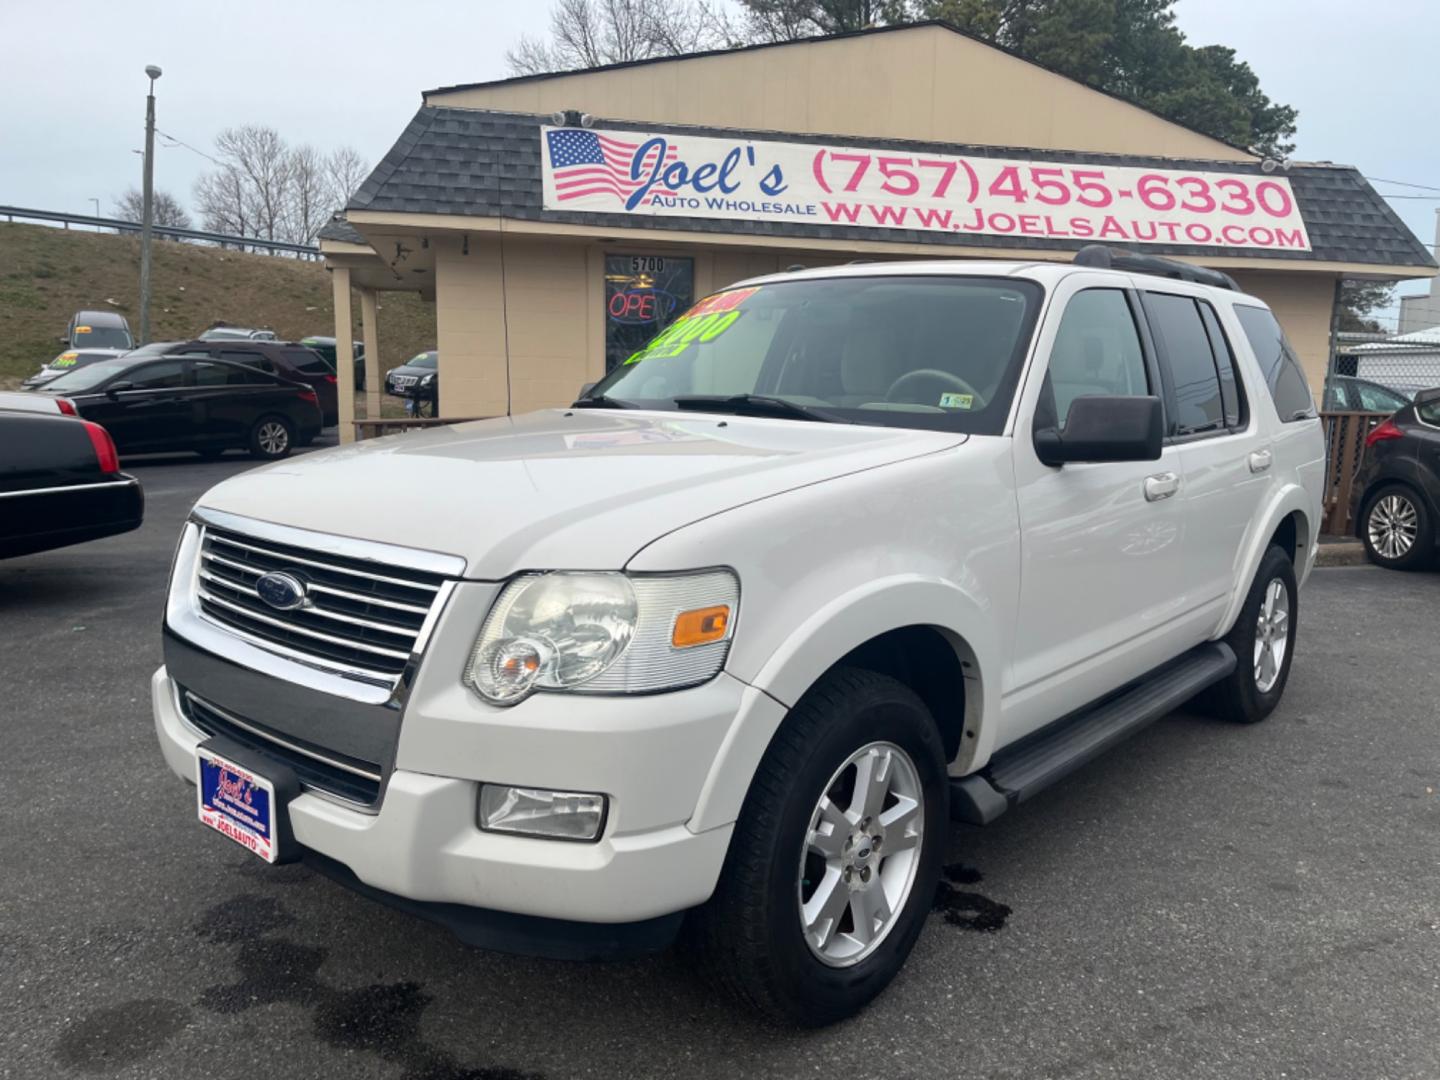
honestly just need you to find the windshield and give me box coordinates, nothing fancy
[42,358,139,392]
[46,350,117,372]
[406,352,438,370]
[71,326,132,349]
[585,276,1043,433]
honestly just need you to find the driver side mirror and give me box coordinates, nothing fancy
[1034,395,1164,466]
[58,335,71,346]
[106,381,135,398]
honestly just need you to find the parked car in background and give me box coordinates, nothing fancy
[151,252,1324,1025]
[300,336,366,390]
[1349,387,1440,570]
[167,340,338,427]
[384,349,439,415]
[22,348,128,390]
[0,409,142,559]
[1322,375,1412,413]
[199,326,277,342]
[37,355,321,460]
[61,310,133,351]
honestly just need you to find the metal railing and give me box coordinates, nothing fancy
[0,205,320,257]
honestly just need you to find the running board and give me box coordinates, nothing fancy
[950,642,1236,825]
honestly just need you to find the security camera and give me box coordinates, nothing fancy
[145,64,163,80]
[580,113,596,129]
[550,110,567,127]
[1260,158,1278,174]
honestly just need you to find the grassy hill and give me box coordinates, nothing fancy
[0,222,434,387]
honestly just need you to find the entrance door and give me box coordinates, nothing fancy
[1007,280,1188,738]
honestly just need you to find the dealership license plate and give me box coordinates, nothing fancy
[197,748,278,863]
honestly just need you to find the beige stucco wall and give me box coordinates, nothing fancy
[429,234,1337,417]
[428,26,1249,162]
[1230,270,1337,397]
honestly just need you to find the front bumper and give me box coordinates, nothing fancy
[153,660,738,927]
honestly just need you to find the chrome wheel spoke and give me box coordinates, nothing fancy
[802,868,849,951]
[850,748,892,823]
[849,883,891,945]
[807,797,848,860]
[878,796,921,852]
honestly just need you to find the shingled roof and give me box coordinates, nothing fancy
[348,106,1435,270]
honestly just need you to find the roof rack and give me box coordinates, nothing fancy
[1073,245,1239,292]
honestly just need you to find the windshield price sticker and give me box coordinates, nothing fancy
[939,392,974,410]
[543,125,1310,252]
[53,353,79,368]
[625,287,759,364]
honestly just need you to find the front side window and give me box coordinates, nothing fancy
[1418,398,1440,426]
[1041,289,1148,429]
[1144,292,1224,436]
[586,276,1044,434]
[1234,304,1317,421]
[125,361,188,389]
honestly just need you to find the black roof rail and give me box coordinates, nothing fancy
[1073,245,1240,292]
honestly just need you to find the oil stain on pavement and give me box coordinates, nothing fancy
[931,864,1012,932]
[192,893,544,1080]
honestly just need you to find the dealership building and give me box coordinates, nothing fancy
[319,22,1435,433]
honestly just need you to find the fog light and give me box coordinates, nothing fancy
[478,784,607,841]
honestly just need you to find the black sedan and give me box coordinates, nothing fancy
[0,409,143,559]
[1350,387,1440,570]
[36,355,322,461]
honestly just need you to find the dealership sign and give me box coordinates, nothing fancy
[542,126,1311,252]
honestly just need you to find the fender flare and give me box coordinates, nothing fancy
[1216,483,1313,636]
[688,576,998,834]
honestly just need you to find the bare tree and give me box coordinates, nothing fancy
[193,166,250,238]
[507,0,741,74]
[113,187,192,230]
[325,146,370,206]
[286,144,331,244]
[212,125,293,240]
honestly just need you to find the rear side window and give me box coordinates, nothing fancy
[283,347,332,375]
[1197,301,1245,428]
[1143,292,1224,435]
[219,349,274,374]
[194,362,274,386]
[1234,305,1317,421]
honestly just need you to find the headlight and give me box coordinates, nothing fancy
[421,373,434,384]
[465,570,738,705]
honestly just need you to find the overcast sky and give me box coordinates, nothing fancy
[3,0,1436,312]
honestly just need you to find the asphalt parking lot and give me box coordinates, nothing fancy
[2,449,1437,1080]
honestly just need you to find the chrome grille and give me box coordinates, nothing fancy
[195,524,447,684]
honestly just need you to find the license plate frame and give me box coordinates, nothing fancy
[197,747,279,863]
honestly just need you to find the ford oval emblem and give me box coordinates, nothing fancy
[255,571,308,611]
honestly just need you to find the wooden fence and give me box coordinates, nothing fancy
[1319,411,1388,536]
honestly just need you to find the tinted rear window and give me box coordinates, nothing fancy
[283,347,332,375]
[1144,292,1224,435]
[1234,305,1317,421]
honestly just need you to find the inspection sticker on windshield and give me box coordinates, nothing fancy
[939,392,974,410]
[197,748,277,863]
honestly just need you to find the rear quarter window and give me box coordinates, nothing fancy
[1234,305,1317,421]
[283,347,332,375]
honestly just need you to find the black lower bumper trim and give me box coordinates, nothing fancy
[300,850,687,962]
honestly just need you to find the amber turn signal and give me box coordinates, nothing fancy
[672,605,730,648]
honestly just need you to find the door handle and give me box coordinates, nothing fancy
[1143,472,1179,502]
[1248,449,1273,473]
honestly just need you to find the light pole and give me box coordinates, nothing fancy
[138,64,162,345]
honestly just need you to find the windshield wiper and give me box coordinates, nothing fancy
[571,393,639,410]
[671,394,846,424]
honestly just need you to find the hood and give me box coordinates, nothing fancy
[196,409,963,578]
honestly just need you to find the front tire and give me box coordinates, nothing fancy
[1203,545,1298,724]
[688,668,947,1026]
[248,415,294,460]
[1361,484,1433,571]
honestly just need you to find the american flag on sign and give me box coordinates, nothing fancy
[546,129,678,204]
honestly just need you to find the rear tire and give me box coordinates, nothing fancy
[687,667,947,1026]
[1202,545,1298,724]
[248,415,294,460]
[1361,484,1433,571]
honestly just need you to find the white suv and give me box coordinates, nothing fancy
[153,248,1325,1025]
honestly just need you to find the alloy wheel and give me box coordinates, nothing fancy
[1253,578,1290,694]
[797,741,924,967]
[1368,494,1418,561]
[258,421,289,456]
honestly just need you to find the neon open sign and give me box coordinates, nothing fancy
[607,287,680,326]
